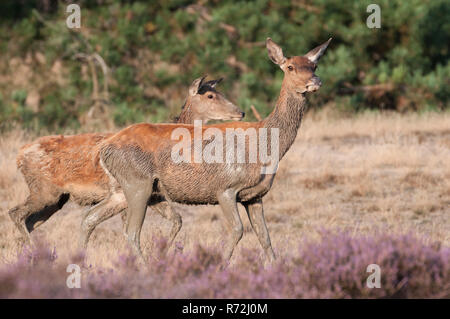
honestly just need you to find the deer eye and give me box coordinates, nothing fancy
[208,94,213,99]
[288,65,294,71]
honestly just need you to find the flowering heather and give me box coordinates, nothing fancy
[0,232,448,298]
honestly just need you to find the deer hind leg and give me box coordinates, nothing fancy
[154,202,182,253]
[243,198,275,263]
[217,189,243,263]
[8,192,67,244]
[119,197,182,254]
[79,192,127,250]
[122,179,154,262]
[151,183,183,254]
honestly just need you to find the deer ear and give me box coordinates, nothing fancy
[189,76,207,96]
[266,38,286,66]
[210,77,223,88]
[203,77,223,89]
[305,38,332,64]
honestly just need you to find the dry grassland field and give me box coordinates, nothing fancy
[0,110,449,298]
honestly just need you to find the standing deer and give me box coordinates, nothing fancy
[98,38,332,262]
[8,77,244,248]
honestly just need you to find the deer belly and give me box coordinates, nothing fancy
[157,162,260,205]
[66,183,110,206]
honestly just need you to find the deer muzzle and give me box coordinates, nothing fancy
[230,111,245,121]
[306,77,322,92]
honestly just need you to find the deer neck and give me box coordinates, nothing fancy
[176,101,196,124]
[263,82,307,160]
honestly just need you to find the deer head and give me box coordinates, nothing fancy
[266,38,332,94]
[187,76,245,122]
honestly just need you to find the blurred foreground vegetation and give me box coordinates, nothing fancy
[0,0,448,132]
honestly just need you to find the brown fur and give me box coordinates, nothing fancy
[98,38,332,262]
[8,77,244,244]
[17,133,113,206]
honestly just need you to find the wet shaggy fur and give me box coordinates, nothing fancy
[99,91,307,262]
[101,93,305,205]
[97,38,331,262]
[8,78,243,246]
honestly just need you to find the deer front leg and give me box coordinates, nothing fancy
[217,189,243,263]
[79,192,127,250]
[243,198,275,263]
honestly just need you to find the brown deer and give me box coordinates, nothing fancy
[97,38,331,262]
[8,77,244,247]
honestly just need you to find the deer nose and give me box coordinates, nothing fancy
[311,77,321,86]
[306,78,322,92]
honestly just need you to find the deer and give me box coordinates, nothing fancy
[97,38,332,263]
[8,76,245,249]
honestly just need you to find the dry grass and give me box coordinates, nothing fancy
[0,111,449,268]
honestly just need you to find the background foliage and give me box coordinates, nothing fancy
[0,0,448,132]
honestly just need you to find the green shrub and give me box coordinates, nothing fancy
[0,0,448,132]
